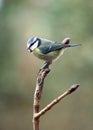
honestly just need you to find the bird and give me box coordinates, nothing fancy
[27,37,80,63]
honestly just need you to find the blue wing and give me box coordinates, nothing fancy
[39,43,63,54]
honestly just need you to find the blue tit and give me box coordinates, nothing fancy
[27,37,80,62]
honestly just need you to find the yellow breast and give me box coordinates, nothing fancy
[33,48,64,61]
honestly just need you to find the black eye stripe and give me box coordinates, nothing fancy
[28,38,41,50]
[29,39,38,48]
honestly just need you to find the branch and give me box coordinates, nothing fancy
[33,61,51,130]
[34,84,79,119]
[32,61,80,130]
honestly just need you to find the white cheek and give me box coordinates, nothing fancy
[31,41,38,51]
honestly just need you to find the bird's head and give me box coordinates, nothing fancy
[27,37,41,52]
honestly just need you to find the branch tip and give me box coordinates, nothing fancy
[68,84,80,94]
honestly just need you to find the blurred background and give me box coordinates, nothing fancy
[0,0,93,130]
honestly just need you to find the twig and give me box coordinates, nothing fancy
[33,61,51,130]
[32,62,80,130]
[34,84,79,119]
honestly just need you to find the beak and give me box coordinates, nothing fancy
[27,47,32,53]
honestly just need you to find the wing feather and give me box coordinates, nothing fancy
[39,43,63,54]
